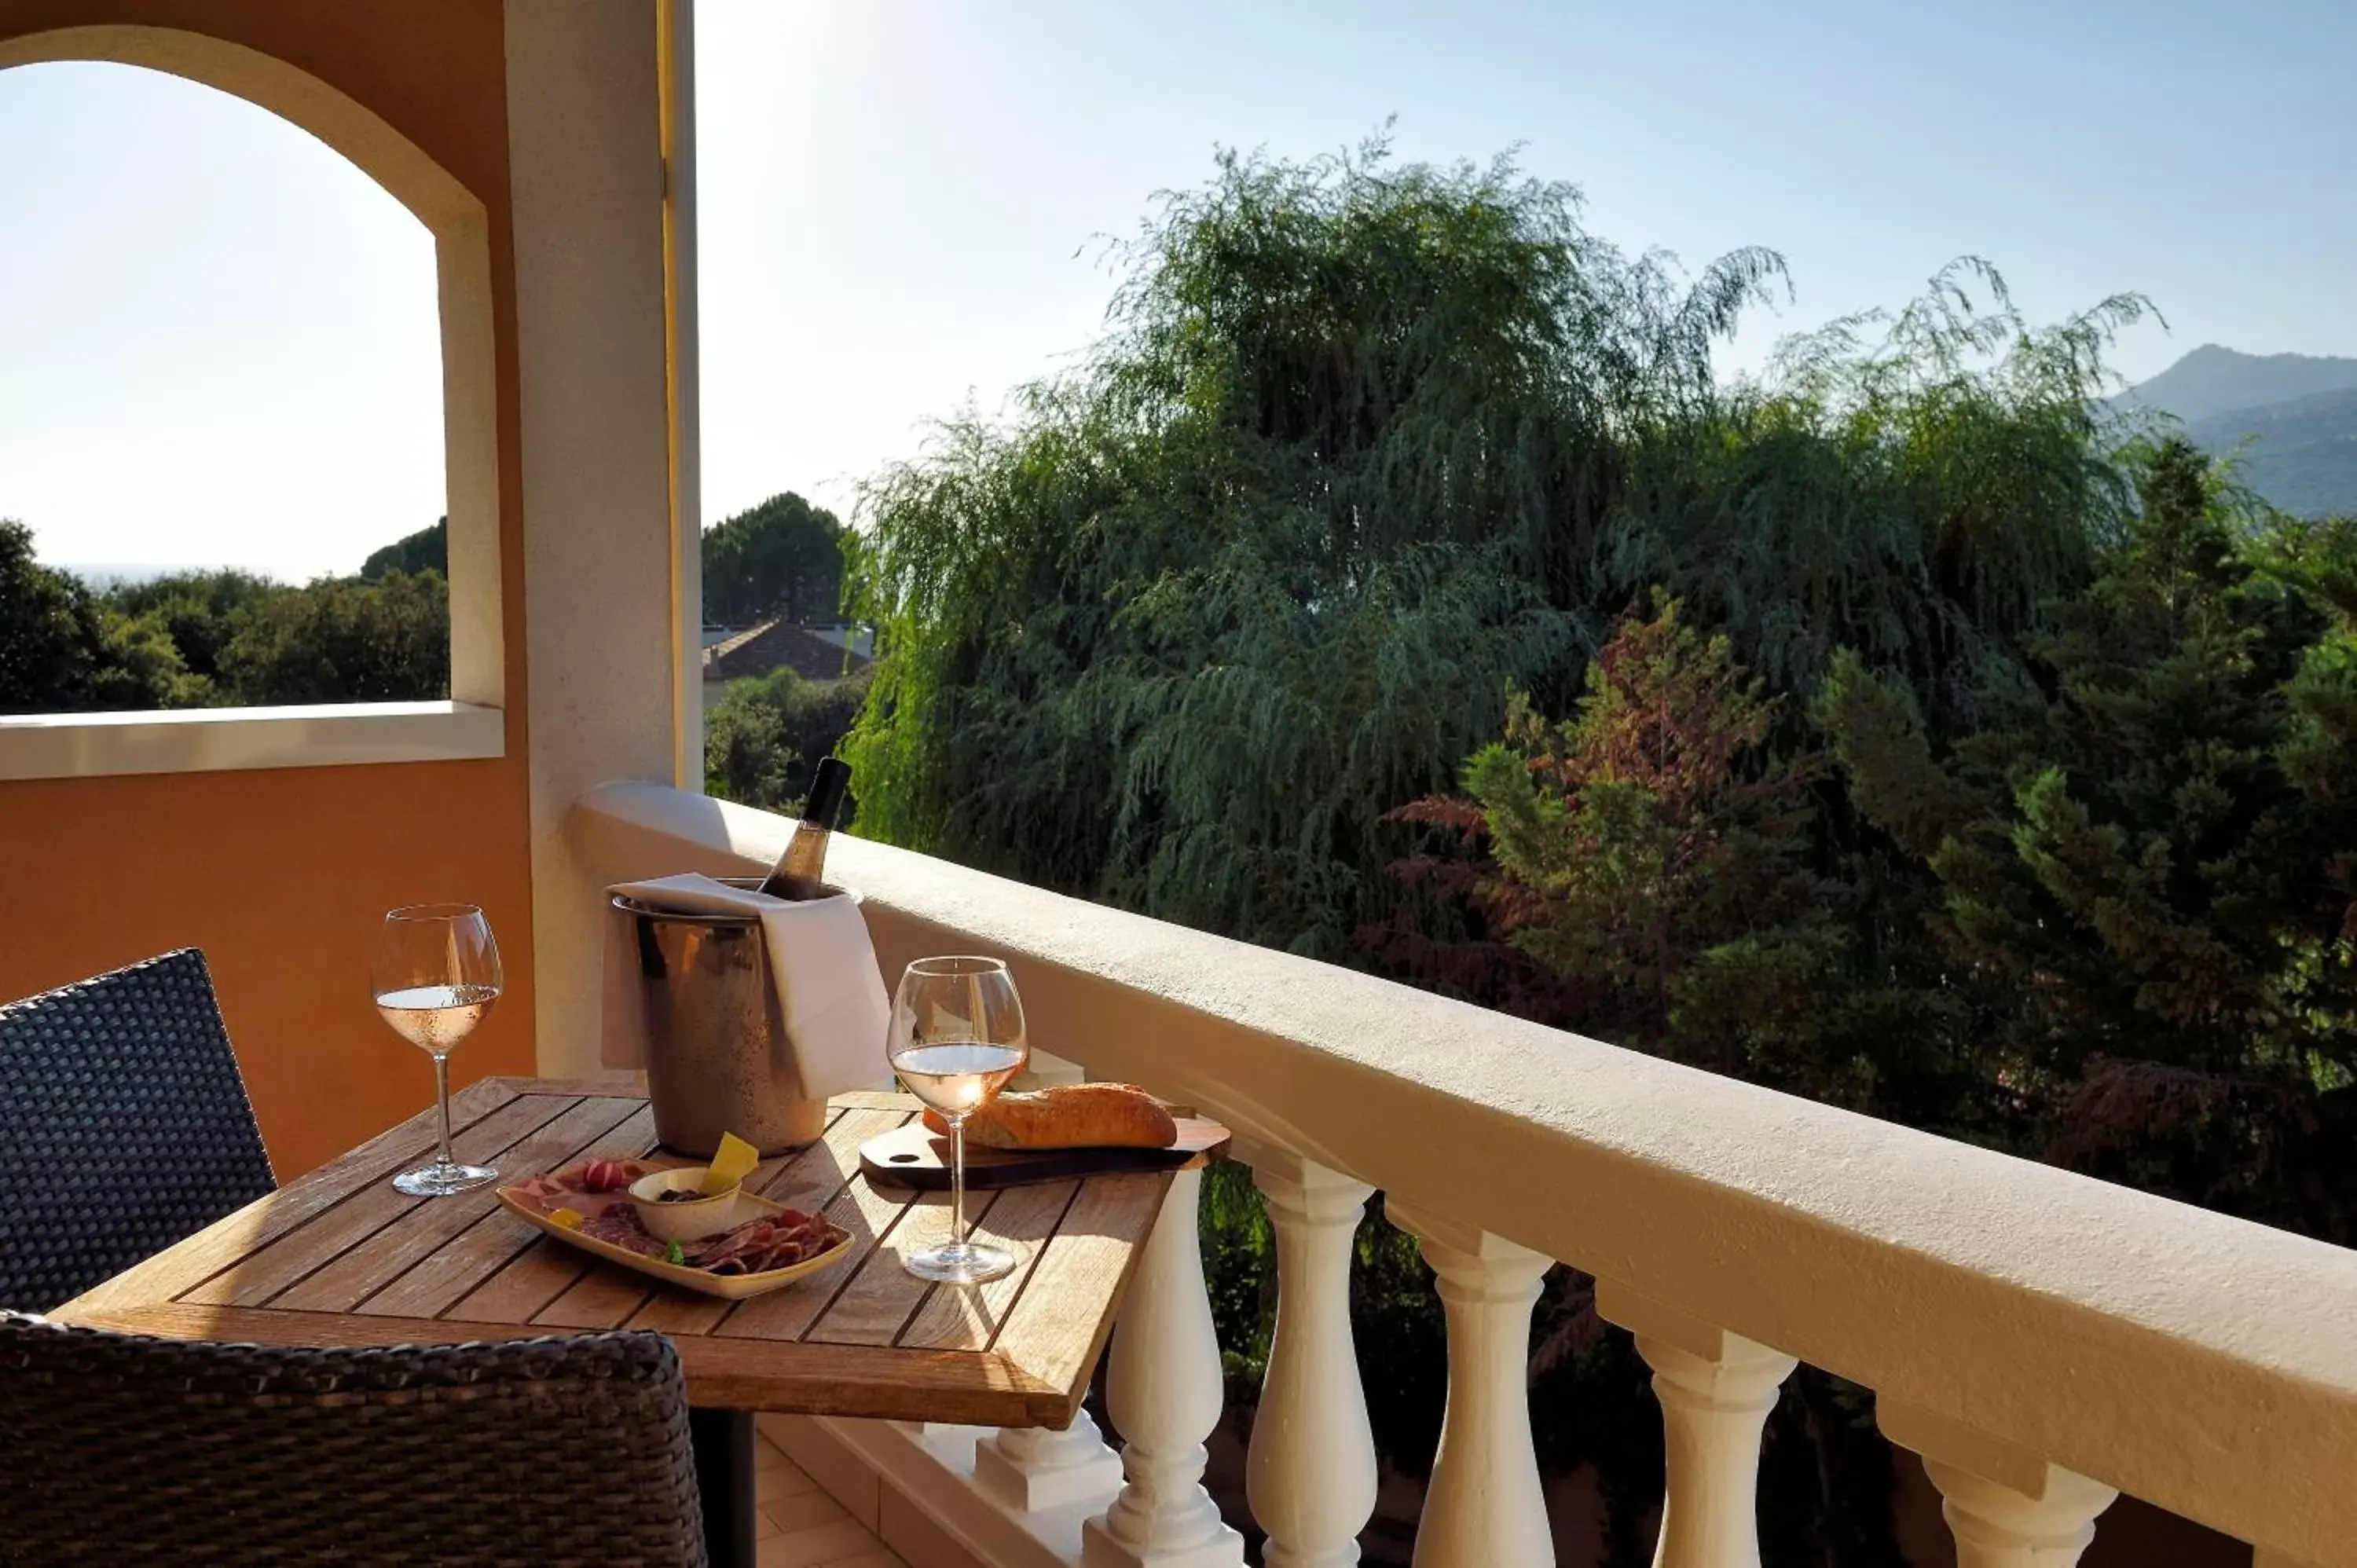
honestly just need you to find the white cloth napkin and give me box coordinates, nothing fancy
[601,872,891,1099]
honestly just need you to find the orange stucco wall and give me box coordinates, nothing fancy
[0,0,536,1178]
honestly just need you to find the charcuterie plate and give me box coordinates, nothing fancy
[497,1162,852,1301]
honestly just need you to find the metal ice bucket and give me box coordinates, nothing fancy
[611,877,849,1156]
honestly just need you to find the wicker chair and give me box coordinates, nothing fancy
[0,948,275,1312]
[0,1313,709,1566]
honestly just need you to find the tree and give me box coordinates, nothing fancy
[1610,258,2151,720]
[102,569,282,694]
[213,568,450,704]
[704,667,871,815]
[702,493,848,627]
[0,519,116,713]
[361,518,446,580]
[0,520,188,712]
[845,136,1781,954]
[1370,598,1899,1099]
[1815,438,2357,1238]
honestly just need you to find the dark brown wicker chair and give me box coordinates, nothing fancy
[0,1313,708,1566]
[0,947,275,1312]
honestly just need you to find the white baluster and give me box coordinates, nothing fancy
[1083,1165,1246,1568]
[1596,1282,1796,1568]
[1248,1150,1378,1568]
[974,1407,1124,1511]
[1880,1403,2117,1568]
[1384,1199,1553,1568]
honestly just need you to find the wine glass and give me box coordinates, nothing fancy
[889,955,1029,1284]
[373,903,503,1196]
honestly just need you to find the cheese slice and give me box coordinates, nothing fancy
[701,1131,760,1196]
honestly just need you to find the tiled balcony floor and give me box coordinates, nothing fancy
[757,1427,905,1568]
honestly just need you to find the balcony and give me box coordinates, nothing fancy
[555,781,2356,1568]
[3,5,2352,1567]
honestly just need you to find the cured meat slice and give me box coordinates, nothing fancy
[695,1209,835,1273]
[579,1209,664,1258]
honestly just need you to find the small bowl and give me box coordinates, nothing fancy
[628,1167,743,1242]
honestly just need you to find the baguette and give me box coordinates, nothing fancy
[922,1083,1178,1150]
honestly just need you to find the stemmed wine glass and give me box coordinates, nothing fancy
[373,903,503,1196]
[889,956,1029,1284]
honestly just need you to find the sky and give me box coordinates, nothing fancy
[3,0,2352,580]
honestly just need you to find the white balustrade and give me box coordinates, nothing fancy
[1596,1283,1797,1568]
[1246,1150,1378,1568]
[577,782,2357,1568]
[1880,1404,2117,1568]
[976,1409,1126,1513]
[1082,1165,1247,1568]
[1384,1199,1553,1568]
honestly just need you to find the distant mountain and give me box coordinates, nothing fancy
[2121,344,2357,426]
[2182,387,2357,520]
[2122,346,2357,518]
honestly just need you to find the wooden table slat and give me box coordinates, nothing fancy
[56,1077,523,1320]
[77,1301,1071,1426]
[53,1082,1195,1429]
[896,1179,1082,1353]
[177,1094,577,1308]
[986,1172,1169,1395]
[361,1105,662,1319]
[488,1073,651,1098]
[530,1259,661,1329]
[272,1097,642,1313]
[806,1186,1006,1348]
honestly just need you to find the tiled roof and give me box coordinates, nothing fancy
[702,621,870,683]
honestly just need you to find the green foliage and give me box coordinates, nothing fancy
[1379,598,1978,1129]
[703,493,849,627]
[847,134,1785,954]
[1456,601,1841,1073]
[0,520,126,712]
[1611,258,2151,716]
[361,517,447,580]
[703,668,871,815]
[0,522,453,715]
[207,568,449,705]
[100,569,287,703]
[1816,438,2357,1236]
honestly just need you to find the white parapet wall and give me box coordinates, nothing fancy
[574,779,2357,1567]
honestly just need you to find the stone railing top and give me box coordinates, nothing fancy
[577,780,2357,1563]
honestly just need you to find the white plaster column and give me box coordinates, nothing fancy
[1384,1200,1552,1568]
[1880,1403,2117,1568]
[1596,1283,1796,1568]
[976,1408,1124,1512]
[1082,1166,1246,1568]
[505,0,681,1074]
[1247,1150,1377,1568]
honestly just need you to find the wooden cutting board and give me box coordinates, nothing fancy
[859,1115,1231,1190]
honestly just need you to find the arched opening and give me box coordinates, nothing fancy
[0,24,499,728]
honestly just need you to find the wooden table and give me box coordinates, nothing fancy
[55,1075,1193,1566]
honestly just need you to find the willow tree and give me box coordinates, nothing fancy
[1610,258,2155,720]
[845,136,1780,954]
